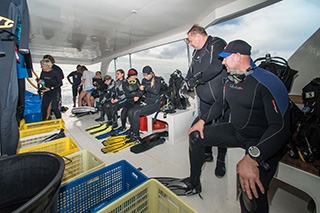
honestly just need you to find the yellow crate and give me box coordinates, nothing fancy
[17,137,79,157]
[61,149,105,185]
[20,123,66,138]
[18,129,62,150]
[20,118,65,130]
[97,179,197,213]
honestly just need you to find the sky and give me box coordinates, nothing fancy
[29,0,320,104]
[111,0,320,81]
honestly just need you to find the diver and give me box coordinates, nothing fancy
[119,68,141,131]
[186,40,290,213]
[38,58,62,121]
[127,66,161,141]
[181,24,228,177]
[100,69,126,128]
[95,75,114,122]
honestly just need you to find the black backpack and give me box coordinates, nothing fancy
[296,78,320,162]
[254,54,298,92]
[168,69,187,110]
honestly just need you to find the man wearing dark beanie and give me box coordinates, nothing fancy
[127,65,162,141]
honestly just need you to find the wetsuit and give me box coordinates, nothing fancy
[40,69,62,120]
[68,70,82,97]
[189,67,290,212]
[104,79,126,126]
[121,78,141,128]
[186,36,228,162]
[128,76,161,137]
[1,0,30,155]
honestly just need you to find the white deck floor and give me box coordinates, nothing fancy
[62,106,310,213]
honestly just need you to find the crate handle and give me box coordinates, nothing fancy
[62,155,73,165]
[131,172,138,180]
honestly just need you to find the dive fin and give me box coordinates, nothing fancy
[91,125,112,136]
[141,131,168,143]
[101,137,135,154]
[130,137,165,154]
[102,135,130,146]
[87,122,108,134]
[41,129,66,143]
[85,122,106,131]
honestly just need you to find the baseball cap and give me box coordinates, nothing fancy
[142,65,153,75]
[219,40,251,58]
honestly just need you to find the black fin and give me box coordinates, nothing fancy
[130,137,165,153]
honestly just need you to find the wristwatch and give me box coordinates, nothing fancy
[248,146,260,159]
[248,146,270,171]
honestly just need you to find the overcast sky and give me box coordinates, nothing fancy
[113,0,320,81]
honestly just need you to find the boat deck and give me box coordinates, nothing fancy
[62,106,311,213]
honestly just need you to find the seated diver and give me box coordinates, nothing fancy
[127,65,161,142]
[101,69,126,128]
[95,75,114,122]
[90,71,105,106]
[119,68,141,131]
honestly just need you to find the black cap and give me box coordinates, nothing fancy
[142,65,153,75]
[128,68,138,77]
[219,40,251,57]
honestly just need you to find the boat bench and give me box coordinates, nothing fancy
[226,148,320,212]
[144,108,196,145]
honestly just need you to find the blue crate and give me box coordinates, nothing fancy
[57,160,148,213]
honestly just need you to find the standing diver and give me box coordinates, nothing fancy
[181,24,228,177]
[38,58,62,121]
[127,66,161,142]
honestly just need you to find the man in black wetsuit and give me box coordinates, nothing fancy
[39,59,62,120]
[67,64,82,107]
[186,39,290,213]
[182,24,228,177]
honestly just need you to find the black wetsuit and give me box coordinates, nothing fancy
[128,76,161,136]
[67,71,82,97]
[104,79,126,125]
[40,69,62,120]
[186,36,228,160]
[52,64,64,102]
[1,0,30,155]
[121,78,140,128]
[189,67,290,212]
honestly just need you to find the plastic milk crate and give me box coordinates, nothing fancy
[18,129,63,150]
[19,119,66,138]
[97,179,197,213]
[57,160,148,213]
[61,149,105,185]
[17,137,79,157]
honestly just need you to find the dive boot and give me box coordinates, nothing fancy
[95,117,105,122]
[215,159,226,178]
[205,153,214,162]
[181,178,202,198]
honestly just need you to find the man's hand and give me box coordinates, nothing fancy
[188,119,205,139]
[133,97,139,102]
[111,98,118,104]
[139,85,145,91]
[42,87,50,93]
[237,155,265,200]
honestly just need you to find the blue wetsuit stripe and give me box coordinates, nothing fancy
[252,68,288,115]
